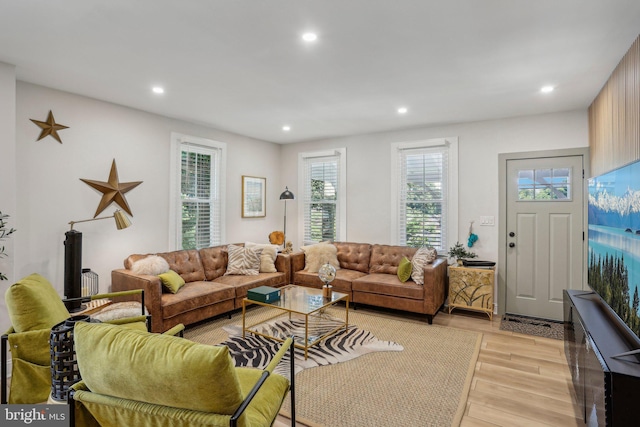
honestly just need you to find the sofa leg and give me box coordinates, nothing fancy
[426,314,433,324]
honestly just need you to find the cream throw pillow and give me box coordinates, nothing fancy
[131,255,170,275]
[224,244,263,276]
[244,242,278,273]
[411,247,437,285]
[303,243,340,273]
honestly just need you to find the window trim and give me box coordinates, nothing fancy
[169,132,226,250]
[390,137,458,249]
[297,148,347,245]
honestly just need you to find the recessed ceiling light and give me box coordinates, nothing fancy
[397,107,408,114]
[302,33,317,42]
[152,86,164,94]
[540,86,554,93]
[282,125,291,132]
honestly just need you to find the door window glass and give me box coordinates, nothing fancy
[517,168,571,201]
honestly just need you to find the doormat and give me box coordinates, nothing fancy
[500,314,564,340]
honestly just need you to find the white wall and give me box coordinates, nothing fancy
[9,82,283,332]
[280,110,589,263]
[3,79,590,337]
[0,63,16,333]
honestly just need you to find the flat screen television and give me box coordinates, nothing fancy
[588,159,640,344]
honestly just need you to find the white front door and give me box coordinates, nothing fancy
[505,155,585,320]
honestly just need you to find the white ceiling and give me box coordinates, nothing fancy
[1,1,639,144]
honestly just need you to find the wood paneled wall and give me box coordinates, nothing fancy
[589,35,640,177]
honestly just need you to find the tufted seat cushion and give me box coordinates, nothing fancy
[161,281,235,319]
[294,268,367,293]
[214,273,286,299]
[369,245,418,275]
[353,273,424,300]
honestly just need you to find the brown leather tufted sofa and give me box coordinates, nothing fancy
[111,244,290,332]
[291,242,447,323]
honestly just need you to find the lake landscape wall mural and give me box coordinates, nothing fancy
[588,159,640,338]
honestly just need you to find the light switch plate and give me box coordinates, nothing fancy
[480,216,495,226]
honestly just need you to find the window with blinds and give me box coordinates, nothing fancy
[300,150,345,244]
[180,142,222,249]
[398,145,449,250]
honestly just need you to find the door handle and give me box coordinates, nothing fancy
[509,242,515,248]
[509,232,515,237]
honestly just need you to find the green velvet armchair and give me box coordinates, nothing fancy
[68,322,296,427]
[1,273,150,404]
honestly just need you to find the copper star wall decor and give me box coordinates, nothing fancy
[30,110,69,143]
[81,159,143,217]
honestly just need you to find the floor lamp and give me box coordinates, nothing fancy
[64,209,131,312]
[279,186,295,244]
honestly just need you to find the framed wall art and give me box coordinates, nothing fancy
[242,176,266,217]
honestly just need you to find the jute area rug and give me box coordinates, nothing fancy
[185,307,482,427]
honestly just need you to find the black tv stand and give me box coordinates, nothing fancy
[564,290,640,425]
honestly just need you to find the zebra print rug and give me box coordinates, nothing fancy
[220,316,403,379]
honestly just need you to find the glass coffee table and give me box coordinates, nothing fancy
[242,285,349,359]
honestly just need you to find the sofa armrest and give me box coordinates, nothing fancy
[290,251,306,274]
[275,253,292,284]
[111,269,163,332]
[422,258,447,314]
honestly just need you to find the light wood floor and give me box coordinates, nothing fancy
[275,308,581,427]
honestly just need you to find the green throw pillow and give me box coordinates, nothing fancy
[158,270,185,293]
[397,257,412,283]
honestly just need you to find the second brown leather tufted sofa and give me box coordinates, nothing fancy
[111,244,290,332]
[291,242,447,323]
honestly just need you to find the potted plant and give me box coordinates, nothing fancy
[447,242,477,265]
[0,211,16,281]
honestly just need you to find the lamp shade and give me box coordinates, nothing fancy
[279,186,295,200]
[114,209,131,230]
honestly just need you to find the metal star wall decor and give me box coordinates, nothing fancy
[81,159,143,217]
[30,110,69,143]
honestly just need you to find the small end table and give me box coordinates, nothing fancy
[448,265,495,320]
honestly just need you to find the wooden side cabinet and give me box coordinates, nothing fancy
[448,265,495,320]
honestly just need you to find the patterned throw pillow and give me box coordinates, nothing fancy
[397,256,412,282]
[411,247,438,285]
[224,244,263,276]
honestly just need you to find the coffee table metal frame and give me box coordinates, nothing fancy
[242,285,349,359]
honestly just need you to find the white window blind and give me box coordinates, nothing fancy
[180,142,221,249]
[398,145,449,250]
[302,152,341,244]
